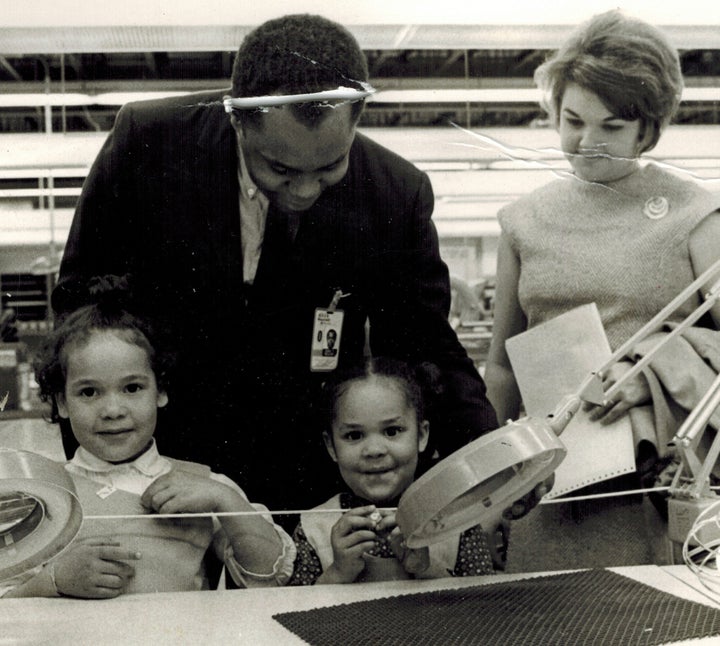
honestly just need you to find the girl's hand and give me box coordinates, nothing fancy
[142,469,283,578]
[325,505,378,583]
[373,509,397,534]
[53,537,140,599]
[371,509,430,575]
[388,526,430,575]
[141,470,232,514]
[584,361,651,425]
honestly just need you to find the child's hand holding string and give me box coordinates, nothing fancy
[141,469,283,577]
[371,509,429,575]
[141,469,231,515]
[319,505,379,584]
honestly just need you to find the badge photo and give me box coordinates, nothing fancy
[310,308,344,372]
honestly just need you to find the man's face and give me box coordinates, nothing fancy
[236,103,356,214]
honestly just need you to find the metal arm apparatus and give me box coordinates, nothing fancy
[397,259,720,549]
[579,258,720,406]
[669,372,720,501]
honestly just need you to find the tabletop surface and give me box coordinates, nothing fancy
[3,565,720,645]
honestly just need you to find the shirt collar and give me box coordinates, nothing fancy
[71,439,166,477]
[236,135,263,202]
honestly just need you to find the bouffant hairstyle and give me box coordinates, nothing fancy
[230,14,369,129]
[535,10,683,153]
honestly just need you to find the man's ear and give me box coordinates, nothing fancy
[323,431,338,463]
[418,420,430,453]
[56,393,69,420]
[157,391,169,409]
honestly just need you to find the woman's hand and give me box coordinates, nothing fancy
[585,360,651,425]
[53,537,141,599]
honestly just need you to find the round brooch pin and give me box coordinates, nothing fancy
[643,196,669,219]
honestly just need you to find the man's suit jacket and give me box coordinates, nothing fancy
[55,90,498,511]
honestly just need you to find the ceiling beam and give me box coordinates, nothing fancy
[1,24,718,55]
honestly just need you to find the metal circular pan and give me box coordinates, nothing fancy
[0,493,44,543]
[396,417,566,548]
[0,450,82,580]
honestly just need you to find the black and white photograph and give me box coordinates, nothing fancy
[2,1,720,643]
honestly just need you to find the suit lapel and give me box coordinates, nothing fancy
[193,96,245,294]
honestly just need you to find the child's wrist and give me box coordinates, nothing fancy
[322,563,351,584]
[214,488,250,514]
[334,561,362,583]
[45,561,65,597]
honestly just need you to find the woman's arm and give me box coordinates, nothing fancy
[689,210,720,329]
[589,210,720,424]
[484,233,527,423]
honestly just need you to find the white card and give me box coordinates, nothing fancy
[505,303,635,498]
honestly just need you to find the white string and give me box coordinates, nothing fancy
[84,506,398,521]
[539,485,671,504]
[83,487,678,521]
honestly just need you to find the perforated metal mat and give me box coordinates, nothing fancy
[273,569,720,645]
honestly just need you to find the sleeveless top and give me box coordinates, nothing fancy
[498,163,720,350]
[71,458,215,593]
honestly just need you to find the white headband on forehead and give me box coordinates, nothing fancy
[223,84,376,111]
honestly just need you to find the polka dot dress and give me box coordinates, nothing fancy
[288,492,496,585]
[453,524,495,576]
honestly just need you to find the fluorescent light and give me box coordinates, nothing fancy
[1,87,716,108]
[0,91,191,107]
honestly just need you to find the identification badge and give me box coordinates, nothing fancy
[310,308,344,372]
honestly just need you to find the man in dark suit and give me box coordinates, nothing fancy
[53,14,498,514]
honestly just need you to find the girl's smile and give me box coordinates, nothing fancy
[57,330,168,463]
[324,377,429,504]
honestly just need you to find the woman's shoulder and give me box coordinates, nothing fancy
[497,177,571,228]
[637,164,720,231]
[642,163,720,203]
